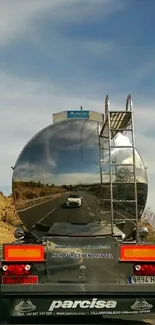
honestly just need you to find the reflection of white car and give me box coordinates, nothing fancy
[66,194,82,208]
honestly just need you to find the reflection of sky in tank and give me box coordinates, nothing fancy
[14,120,100,173]
[13,119,147,185]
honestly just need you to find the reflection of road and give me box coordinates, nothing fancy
[19,193,101,230]
[18,191,136,237]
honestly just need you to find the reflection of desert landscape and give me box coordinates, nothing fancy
[72,181,147,215]
[13,181,71,209]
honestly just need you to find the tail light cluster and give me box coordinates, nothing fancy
[134,264,155,276]
[1,244,44,284]
[2,264,31,275]
[1,263,38,284]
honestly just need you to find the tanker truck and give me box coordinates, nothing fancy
[1,95,155,323]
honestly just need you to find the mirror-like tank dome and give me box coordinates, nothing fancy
[12,118,148,239]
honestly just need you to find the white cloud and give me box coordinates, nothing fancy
[0,0,121,67]
[0,0,124,47]
[0,0,64,46]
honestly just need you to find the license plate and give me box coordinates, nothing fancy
[2,276,38,284]
[128,276,155,284]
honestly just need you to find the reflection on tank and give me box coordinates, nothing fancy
[12,119,148,239]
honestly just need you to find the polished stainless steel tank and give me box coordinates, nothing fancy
[12,118,148,239]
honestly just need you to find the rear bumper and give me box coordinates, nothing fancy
[2,282,155,293]
[1,284,155,323]
[66,203,81,207]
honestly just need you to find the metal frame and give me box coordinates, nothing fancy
[98,95,139,240]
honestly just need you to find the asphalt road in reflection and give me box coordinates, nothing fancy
[18,192,135,234]
[18,193,100,228]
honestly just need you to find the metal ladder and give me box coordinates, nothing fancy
[98,95,139,240]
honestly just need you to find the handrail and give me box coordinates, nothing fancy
[105,94,109,119]
[126,94,133,111]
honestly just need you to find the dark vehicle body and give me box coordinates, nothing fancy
[1,236,155,323]
[1,96,154,324]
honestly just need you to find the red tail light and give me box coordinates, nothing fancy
[2,264,31,275]
[134,264,155,276]
[2,275,38,284]
[1,263,38,284]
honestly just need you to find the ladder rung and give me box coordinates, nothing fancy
[110,111,132,114]
[113,199,136,203]
[110,145,133,148]
[100,161,135,167]
[99,146,134,149]
[101,211,111,213]
[101,199,137,203]
[115,221,125,224]
[114,219,137,222]
[110,128,132,131]
[114,181,135,184]
[100,197,110,199]
[110,163,134,166]
[100,199,137,202]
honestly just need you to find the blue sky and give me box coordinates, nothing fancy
[0,0,155,210]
